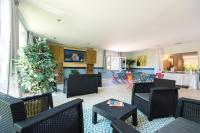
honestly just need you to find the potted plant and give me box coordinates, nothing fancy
[70,70,80,75]
[125,58,135,69]
[15,38,56,94]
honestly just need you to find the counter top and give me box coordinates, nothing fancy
[163,72,199,90]
[163,71,198,74]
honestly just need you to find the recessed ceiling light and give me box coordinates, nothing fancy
[57,19,61,22]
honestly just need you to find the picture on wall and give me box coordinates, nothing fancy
[137,55,147,66]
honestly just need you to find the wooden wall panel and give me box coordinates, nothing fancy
[86,50,96,64]
[59,47,64,62]
[63,62,86,67]
[163,59,171,70]
[48,44,64,84]
[50,44,97,76]
[172,54,184,71]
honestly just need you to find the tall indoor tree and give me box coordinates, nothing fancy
[15,38,56,94]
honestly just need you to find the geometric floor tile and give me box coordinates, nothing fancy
[83,108,175,133]
[127,111,175,133]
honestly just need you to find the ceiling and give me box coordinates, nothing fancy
[19,0,200,52]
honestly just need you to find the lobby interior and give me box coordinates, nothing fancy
[0,0,200,133]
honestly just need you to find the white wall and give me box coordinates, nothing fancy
[122,49,157,68]
[163,42,200,69]
[122,41,200,70]
[94,48,104,67]
[163,43,200,55]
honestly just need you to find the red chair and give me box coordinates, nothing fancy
[155,72,164,79]
[126,71,133,89]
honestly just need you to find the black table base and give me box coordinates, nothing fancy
[92,99,137,126]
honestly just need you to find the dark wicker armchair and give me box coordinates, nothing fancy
[112,98,200,133]
[0,92,84,133]
[156,97,200,133]
[132,78,178,120]
[176,98,200,122]
[66,74,98,97]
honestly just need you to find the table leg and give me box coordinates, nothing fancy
[92,111,97,124]
[132,110,138,126]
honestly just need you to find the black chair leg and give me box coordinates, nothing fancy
[148,115,152,121]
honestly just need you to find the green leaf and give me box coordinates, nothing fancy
[15,38,56,94]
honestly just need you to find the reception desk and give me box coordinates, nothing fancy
[163,72,199,90]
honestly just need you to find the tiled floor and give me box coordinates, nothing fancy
[52,79,200,133]
[53,79,132,108]
[53,79,200,107]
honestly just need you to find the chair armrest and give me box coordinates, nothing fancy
[150,87,178,93]
[111,119,140,133]
[176,98,200,122]
[133,82,154,93]
[175,86,181,90]
[14,98,83,133]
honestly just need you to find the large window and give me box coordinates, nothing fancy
[106,56,126,70]
[19,21,27,47]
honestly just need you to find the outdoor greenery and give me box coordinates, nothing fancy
[184,64,197,73]
[15,38,56,94]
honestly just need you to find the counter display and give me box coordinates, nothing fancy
[163,72,199,90]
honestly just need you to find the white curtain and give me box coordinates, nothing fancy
[155,47,164,73]
[105,50,120,70]
[0,0,19,97]
[105,50,119,57]
[102,50,106,71]
[27,31,34,44]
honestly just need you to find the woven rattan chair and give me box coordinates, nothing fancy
[132,78,178,120]
[111,98,200,133]
[0,92,84,133]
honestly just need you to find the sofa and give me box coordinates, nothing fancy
[65,74,100,98]
[0,92,84,133]
[132,78,178,120]
[111,98,200,133]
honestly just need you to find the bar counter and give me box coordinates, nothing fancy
[163,72,199,90]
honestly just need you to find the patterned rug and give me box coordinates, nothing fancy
[83,108,175,133]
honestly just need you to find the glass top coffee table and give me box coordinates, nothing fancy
[92,99,137,126]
